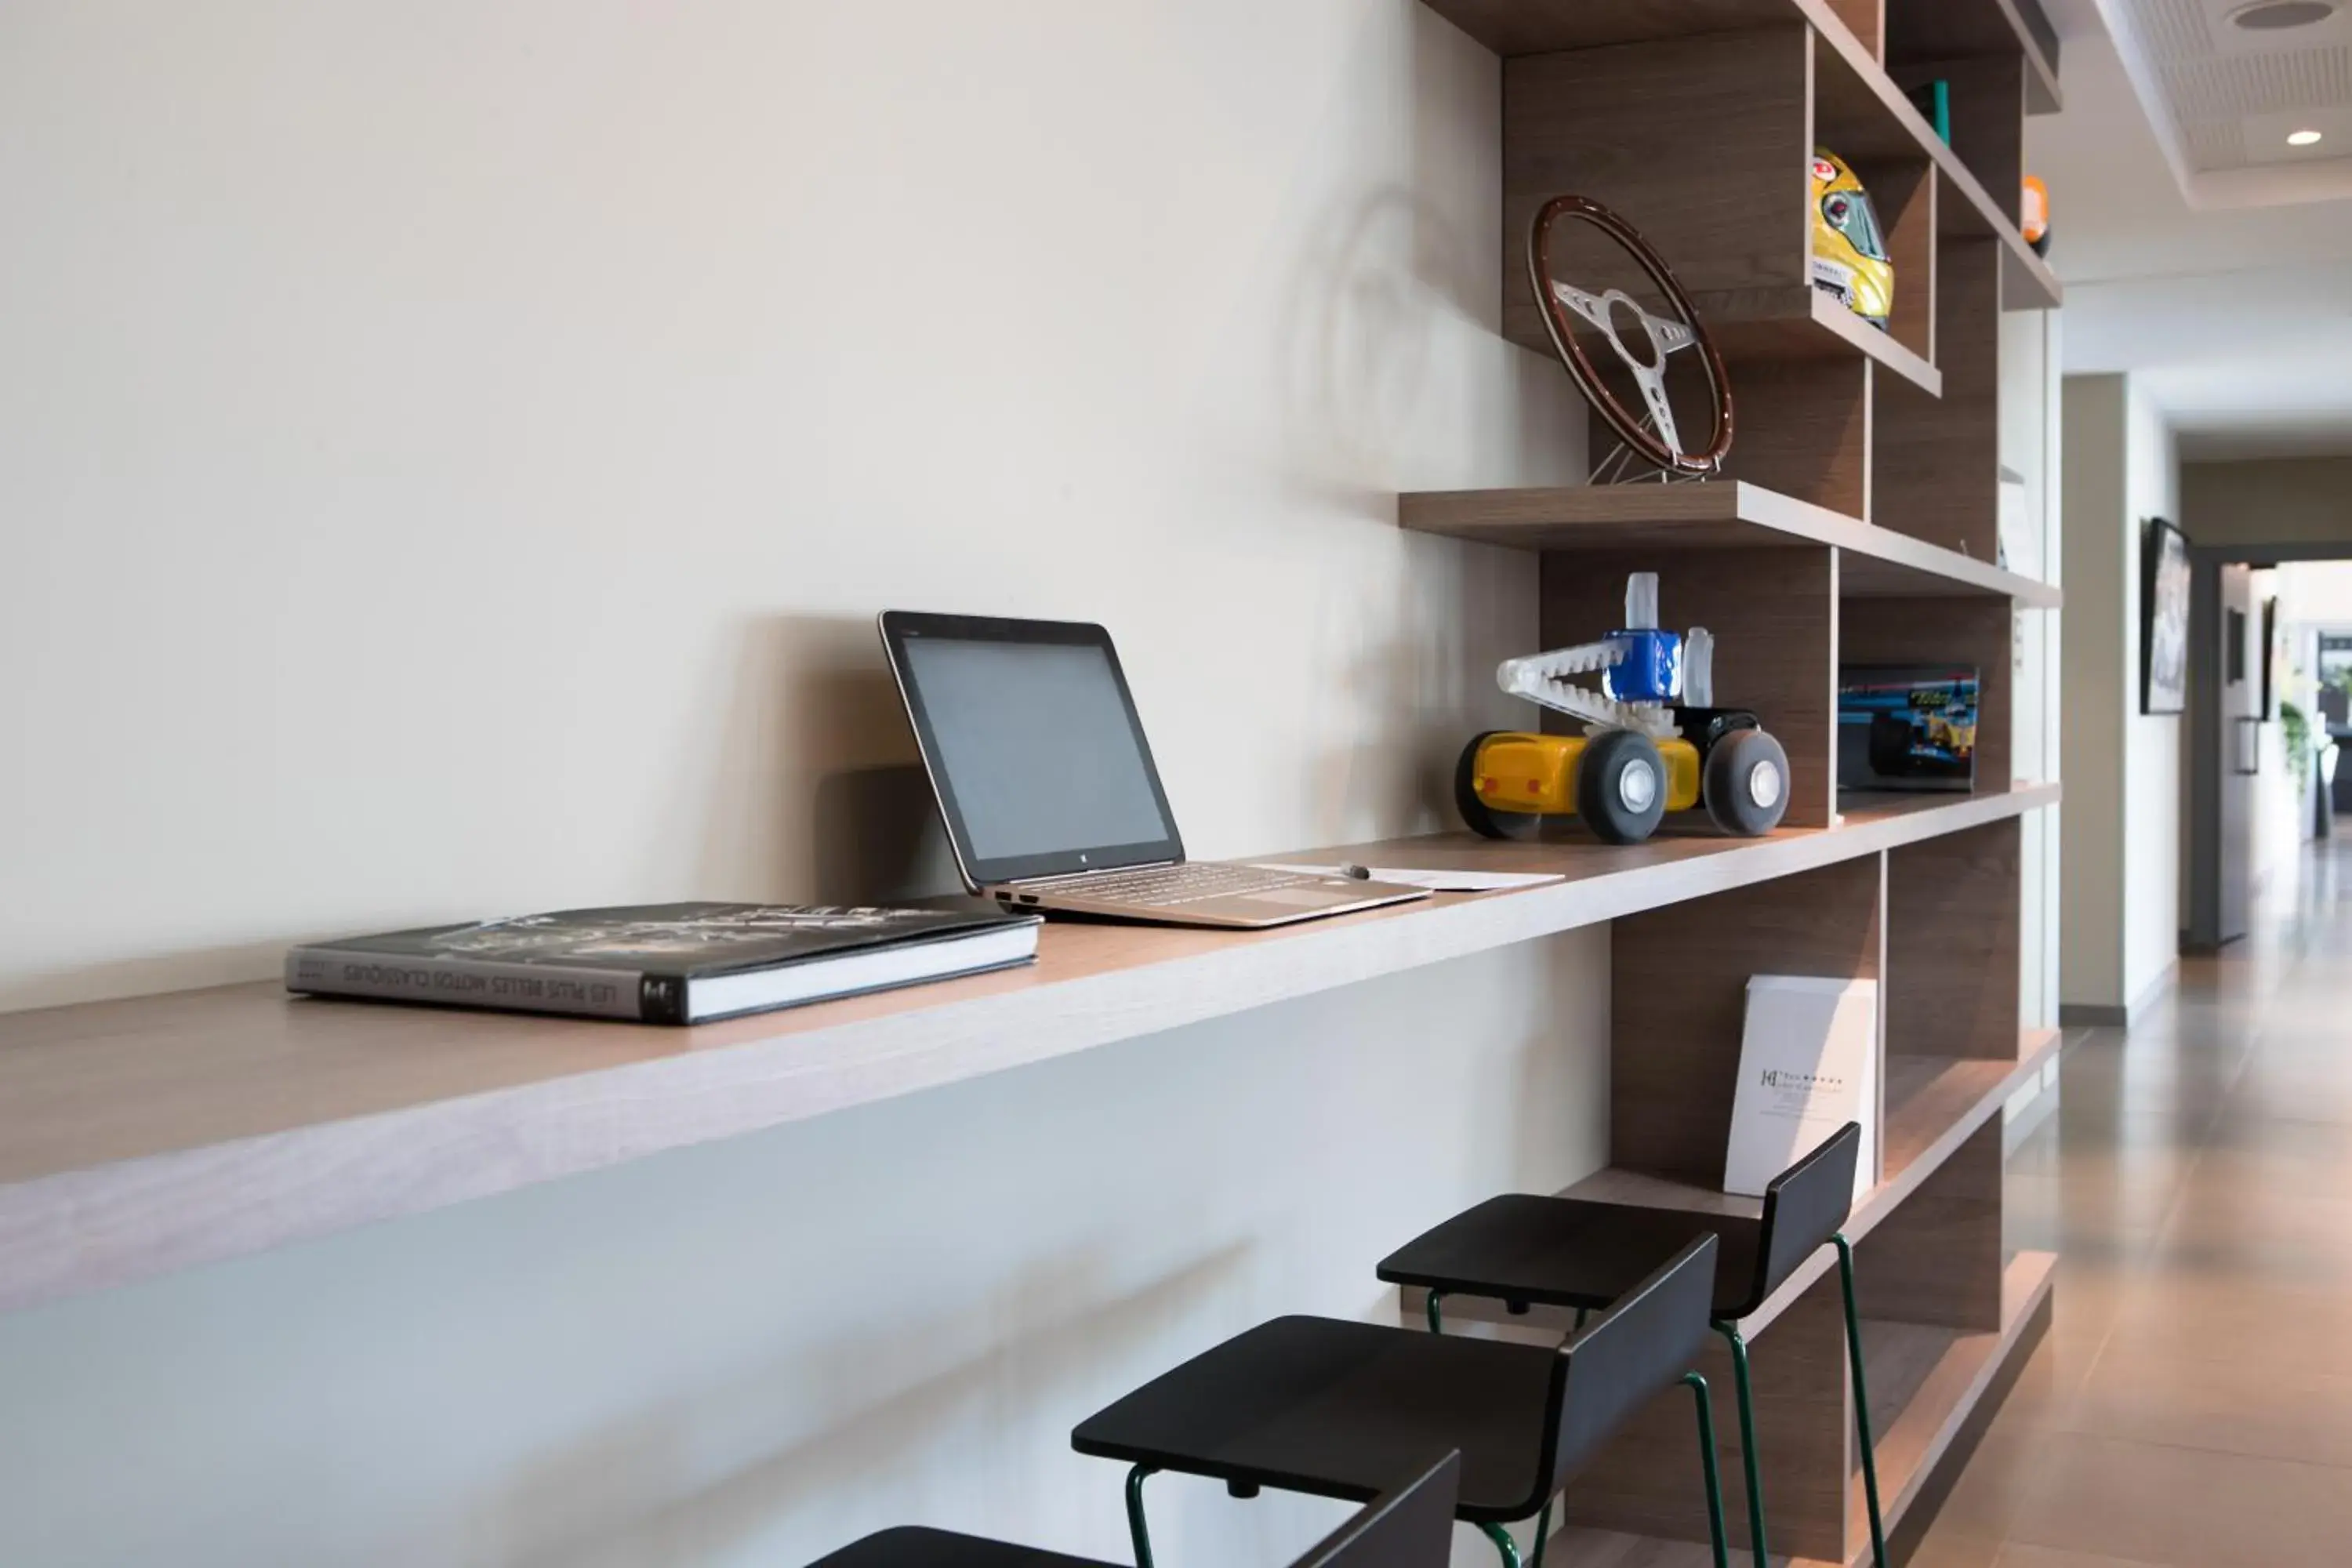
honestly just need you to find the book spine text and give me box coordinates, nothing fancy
[285,951,666,1022]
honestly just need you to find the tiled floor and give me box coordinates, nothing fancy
[1909,840,2352,1567]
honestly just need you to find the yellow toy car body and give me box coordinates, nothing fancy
[1811,148,1893,330]
[1470,731,1701,817]
[1462,572,1795,844]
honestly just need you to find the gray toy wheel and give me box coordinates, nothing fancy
[1703,728,1791,836]
[1577,730,1668,844]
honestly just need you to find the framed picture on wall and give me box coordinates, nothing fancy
[2142,517,2190,715]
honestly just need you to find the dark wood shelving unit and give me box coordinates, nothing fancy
[1393,1,2067,1559]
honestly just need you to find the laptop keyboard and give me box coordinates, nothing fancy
[1026,862,1322,908]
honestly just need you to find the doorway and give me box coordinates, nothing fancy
[2183,550,2352,951]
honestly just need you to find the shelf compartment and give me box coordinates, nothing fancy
[1708,288,1943,398]
[1887,818,2027,1064]
[1499,26,1945,396]
[1515,1105,2052,1559]
[1848,1250,2056,1560]
[0,786,2059,1316]
[1398,479,2060,606]
[1432,0,2061,315]
[1843,595,2015,793]
[1808,15,2060,310]
[1543,543,1841,828]
[1539,1250,2056,1566]
[1876,234,2005,558]
[1889,53,2027,234]
[1886,0,2062,117]
[1409,1030,2057,1338]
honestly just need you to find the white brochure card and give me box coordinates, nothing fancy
[1723,975,1878,1201]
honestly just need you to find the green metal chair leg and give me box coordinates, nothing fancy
[1710,1320,1769,1567]
[1834,1233,1889,1567]
[1682,1372,1732,1568]
[1426,1290,1446,1334]
[1477,1520,1523,1568]
[1531,1496,1551,1568]
[1124,1464,1158,1568]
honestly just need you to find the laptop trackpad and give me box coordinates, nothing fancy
[1247,884,1368,908]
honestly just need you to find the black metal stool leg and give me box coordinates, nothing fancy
[1709,1321,1768,1566]
[1124,1464,1159,1568]
[1682,1372,1732,1568]
[1477,1521,1523,1568]
[1834,1233,1888,1566]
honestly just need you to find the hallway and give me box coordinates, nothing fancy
[1912,840,2352,1566]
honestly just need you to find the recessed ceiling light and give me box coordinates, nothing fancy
[2230,1,2339,30]
[2289,128,2326,146]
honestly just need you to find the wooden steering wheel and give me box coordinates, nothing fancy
[1526,194,1734,477]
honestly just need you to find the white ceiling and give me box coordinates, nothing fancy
[2037,0,2352,457]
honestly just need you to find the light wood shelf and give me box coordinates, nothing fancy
[1705,287,1944,398]
[0,787,2057,1316]
[1712,288,1947,399]
[1400,1029,2060,1342]
[1399,479,2061,607]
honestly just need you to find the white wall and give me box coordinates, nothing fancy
[2245,569,2301,894]
[2001,307,2061,1033]
[2124,386,2182,1001]
[0,5,1607,1565]
[2058,373,2180,1017]
[0,0,1587,1013]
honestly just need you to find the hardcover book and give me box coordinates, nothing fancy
[286,902,1043,1025]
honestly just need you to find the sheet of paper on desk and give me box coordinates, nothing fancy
[1250,864,1565,893]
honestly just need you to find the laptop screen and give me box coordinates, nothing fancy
[881,613,1185,887]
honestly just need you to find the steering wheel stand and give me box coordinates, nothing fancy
[1526,193,1734,484]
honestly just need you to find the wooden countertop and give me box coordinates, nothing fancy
[0,782,2057,1313]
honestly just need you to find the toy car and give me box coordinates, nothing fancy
[1454,573,1792,844]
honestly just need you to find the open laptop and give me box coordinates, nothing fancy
[880,612,1428,928]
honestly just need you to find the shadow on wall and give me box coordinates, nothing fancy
[493,1243,1255,1568]
[1269,2,1532,526]
[690,612,960,908]
[13,615,967,1010]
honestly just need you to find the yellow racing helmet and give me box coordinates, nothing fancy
[1810,148,1893,330]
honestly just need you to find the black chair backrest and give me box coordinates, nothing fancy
[1290,1451,1461,1568]
[1537,1233,1719,1498]
[1747,1122,1863,1309]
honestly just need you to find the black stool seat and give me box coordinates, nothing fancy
[814,1452,1462,1568]
[1371,1127,1883,1568]
[1073,1316,1555,1523]
[808,1527,1111,1568]
[1378,1196,1768,1320]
